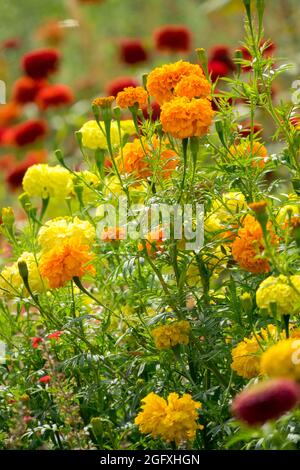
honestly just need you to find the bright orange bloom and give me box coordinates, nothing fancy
[160,97,214,139]
[118,137,178,179]
[229,141,268,168]
[116,86,148,109]
[39,239,95,288]
[174,73,211,99]
[138,227,165,256]
[231,214,278,274]
[147,60,204,105]
[0,102,21,126]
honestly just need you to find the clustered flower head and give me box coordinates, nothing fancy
[231,325,282,379]
[152,320,191,349]
[160,96,214,139]
[79,119,136,150]
[147,60,207,105]
[260,338,300,380]
[3,119,48,147]
[116,86,148,109]
[22,163,74,199]
[37,217,96,253]
[21,48,60,79]
[36,84,74,110]
[39,238,95,289]
[118,137,178,180]
[0,252,45,297]
[232,214,278,274]
[135,392,202,445]
[256,274,300,316]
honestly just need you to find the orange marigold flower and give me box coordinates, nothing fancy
[229,141,268,168]
[231,214,278,274]
[116,86,148,109]
[147,60,204,105]
[174,73,211,99]
[92,96,115,108]
[39,239,95,288]
[0,102,21,126]
[138,227,165,256]
[160,97,214,139]
[118,137,178,179]
[248,200,267,214]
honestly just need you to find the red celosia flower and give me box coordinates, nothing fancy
[154,25,191,52]
[238,121,263,137]
[4,119,48,147]
[209,45,235,71]
[12,76,46,105]
[208,59,230,82]
[119,39,148,65]
[48,330,63,340]
[5,150,47,190]
[38,375,51,384]
[22,48,60,79]
[106,77,139,97]
[232,379,300,426]
[36,84,74,109]
[141,101,161,121]
[32,337,43,349]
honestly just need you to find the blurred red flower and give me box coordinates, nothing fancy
[154,25,191,52]
[208,59,230,82]
[12,76,46,105]
[119,39,148,65]
[239,40,276,71]
[106,77,138,97]
[1,37,21,50]
[31,337,43,349]
[141,101,161,121]
[36,84,74,109]
[232,379,300,426]
[22,48,60,79]
[48,330,63,340]
[5,150,47,190]
[238,121,263,137]
[209,45,235,71]
[38,375,51,384]
[3,119,48,147]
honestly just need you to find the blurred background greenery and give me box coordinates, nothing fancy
[0,0,299,99]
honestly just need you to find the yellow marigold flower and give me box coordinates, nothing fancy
[116,86,148,109]
[0,252,44,297]
[276,196,300,225]
[232,214,278,274]
[38,217,96,253]
[147,60,204,105]
[260,338,300,380]
[231,325,282,379]
[160,97,214,139]
[118,137,178,179]
[22,164,73,199]
[39,239,95,289]
[174,73,211,99]
[152,321,191,349]
[79,120,136,150]
[205,192,246,233]
[135,392,202,445]
[229,141,268,168]
[256,274,300,316]
[101,176,147,203]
